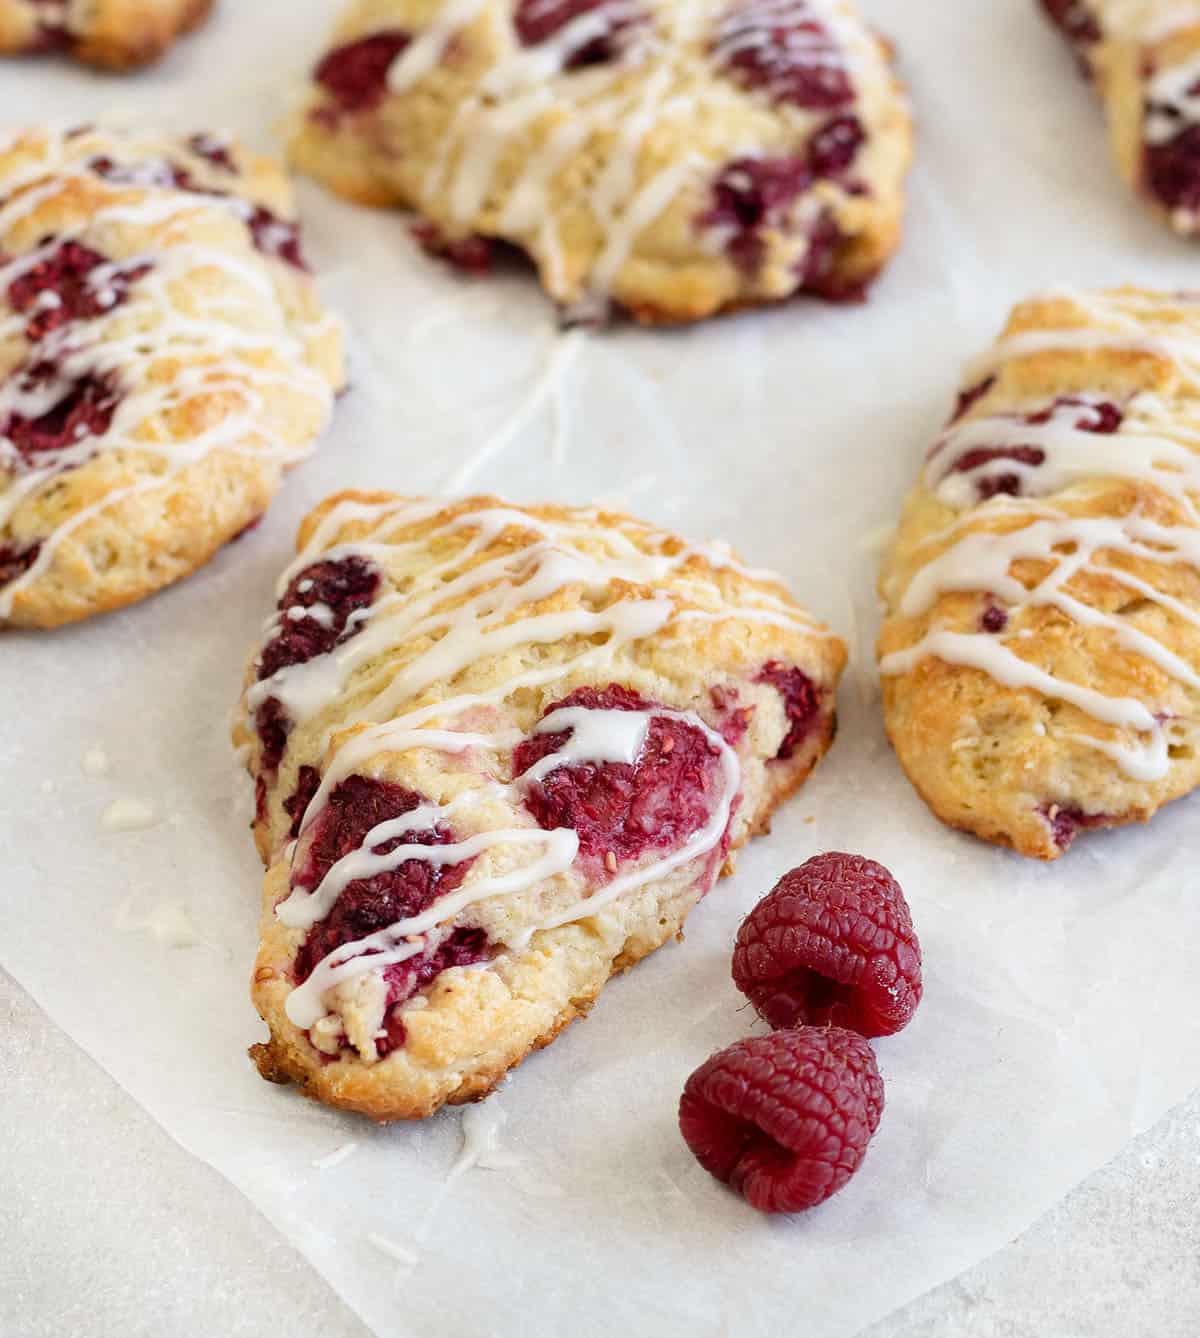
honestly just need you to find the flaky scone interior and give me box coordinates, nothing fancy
[879,288,1200,858]
[0,127,343,628]
[0,0,213,68]
[236,492,846,1119]
[289,0,912,323]
[1041,0,1200,235]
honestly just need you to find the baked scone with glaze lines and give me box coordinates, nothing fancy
[0,127,343,628]
[1041,0,1200,234]
[0,0,212,68]
[236,492,846,1119]
[879,288,1200,859]
[290,0,912,324]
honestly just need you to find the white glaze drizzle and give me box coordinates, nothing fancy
[342,0,887,306]
[1144,50,1200,146]
[0,128,336,617]
[881,289,1200,783]
[254,497,821,1041]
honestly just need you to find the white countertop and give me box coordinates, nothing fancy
[3,971,1197,1337]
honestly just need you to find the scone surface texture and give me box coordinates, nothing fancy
[238,492,846,1119]
[879,288,1200,858]
[1041,0,1200,234]
[0,0,213,68]
[0,126,343,628]
[291,0,913,322]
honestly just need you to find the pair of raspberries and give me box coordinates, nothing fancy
[679,852,923,1214]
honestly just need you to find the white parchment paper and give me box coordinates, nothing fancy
[2,3,1199,1335]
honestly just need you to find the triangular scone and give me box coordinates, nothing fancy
[237,493,845,1120]
[879,289,1200,858]
[0,128,343,628]
[0,0,211,68]
[289,0,912,323]
[1040,0,1200,235]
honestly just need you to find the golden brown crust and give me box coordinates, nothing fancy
[0,0,213,67]
[0,127,344,629]
[290,0,913,323]
[1043,1,1200,235]
[238,491,846,1119]
[878,287,1200,858]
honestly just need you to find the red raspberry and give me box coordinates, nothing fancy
[679,1028,883,1213]
[732,852,922,1037]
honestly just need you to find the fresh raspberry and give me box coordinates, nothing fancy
[756,661,821,759]
[291,776,473,984]
[713,0,854,110]
[314,31,412,113]
[7,241,151,342]
[678,1027,883,1213]
[732,852,922,1037]
[512,684,725,872]
[514,0,637,67]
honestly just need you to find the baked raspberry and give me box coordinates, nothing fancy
[947,396,1122,500]
[808,115,865,179]
[714,0,854,110]
[3,366,119,466]
[257,555,381,682]
[284,765,322,838]
[795,208,854,300]
[1040,0,1101,48]
[948,376,996,424]
[980,602,1008,634]
[0,541,40,586]
[7,241,151,342]
[376,927,491,1055]
[314,31,412,113]
[411,222,496,275]
[701,156,812,273]
[679,1027,884,1213]
[292,776,472,983]
[514,0,636,67]
[244,205,308,271]
[513,684,725,870]
[1144,124,1200,221]
[1040,802,1111,851]
[710,684,752,746]
[756,662,821,760]
[187,132,238,174]
[732,852,922,1036]
[88,154,195,191]
[253,696,293,782]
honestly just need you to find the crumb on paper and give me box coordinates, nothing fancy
[82,747,110,776]
[39,778,55,795]
[102,798,159,831]
[115,896,201,949]
[366,1232,419,1266]
[313,1141,359,1171]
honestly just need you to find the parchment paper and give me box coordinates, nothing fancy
[2,3,1198,1335]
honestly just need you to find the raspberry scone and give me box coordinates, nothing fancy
[878,288,1200,859]
[0,127,343,629]
[1040,1,1200,235]
[237,493,846,1119]
[0,0,212,68]
[289,0,913,324]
